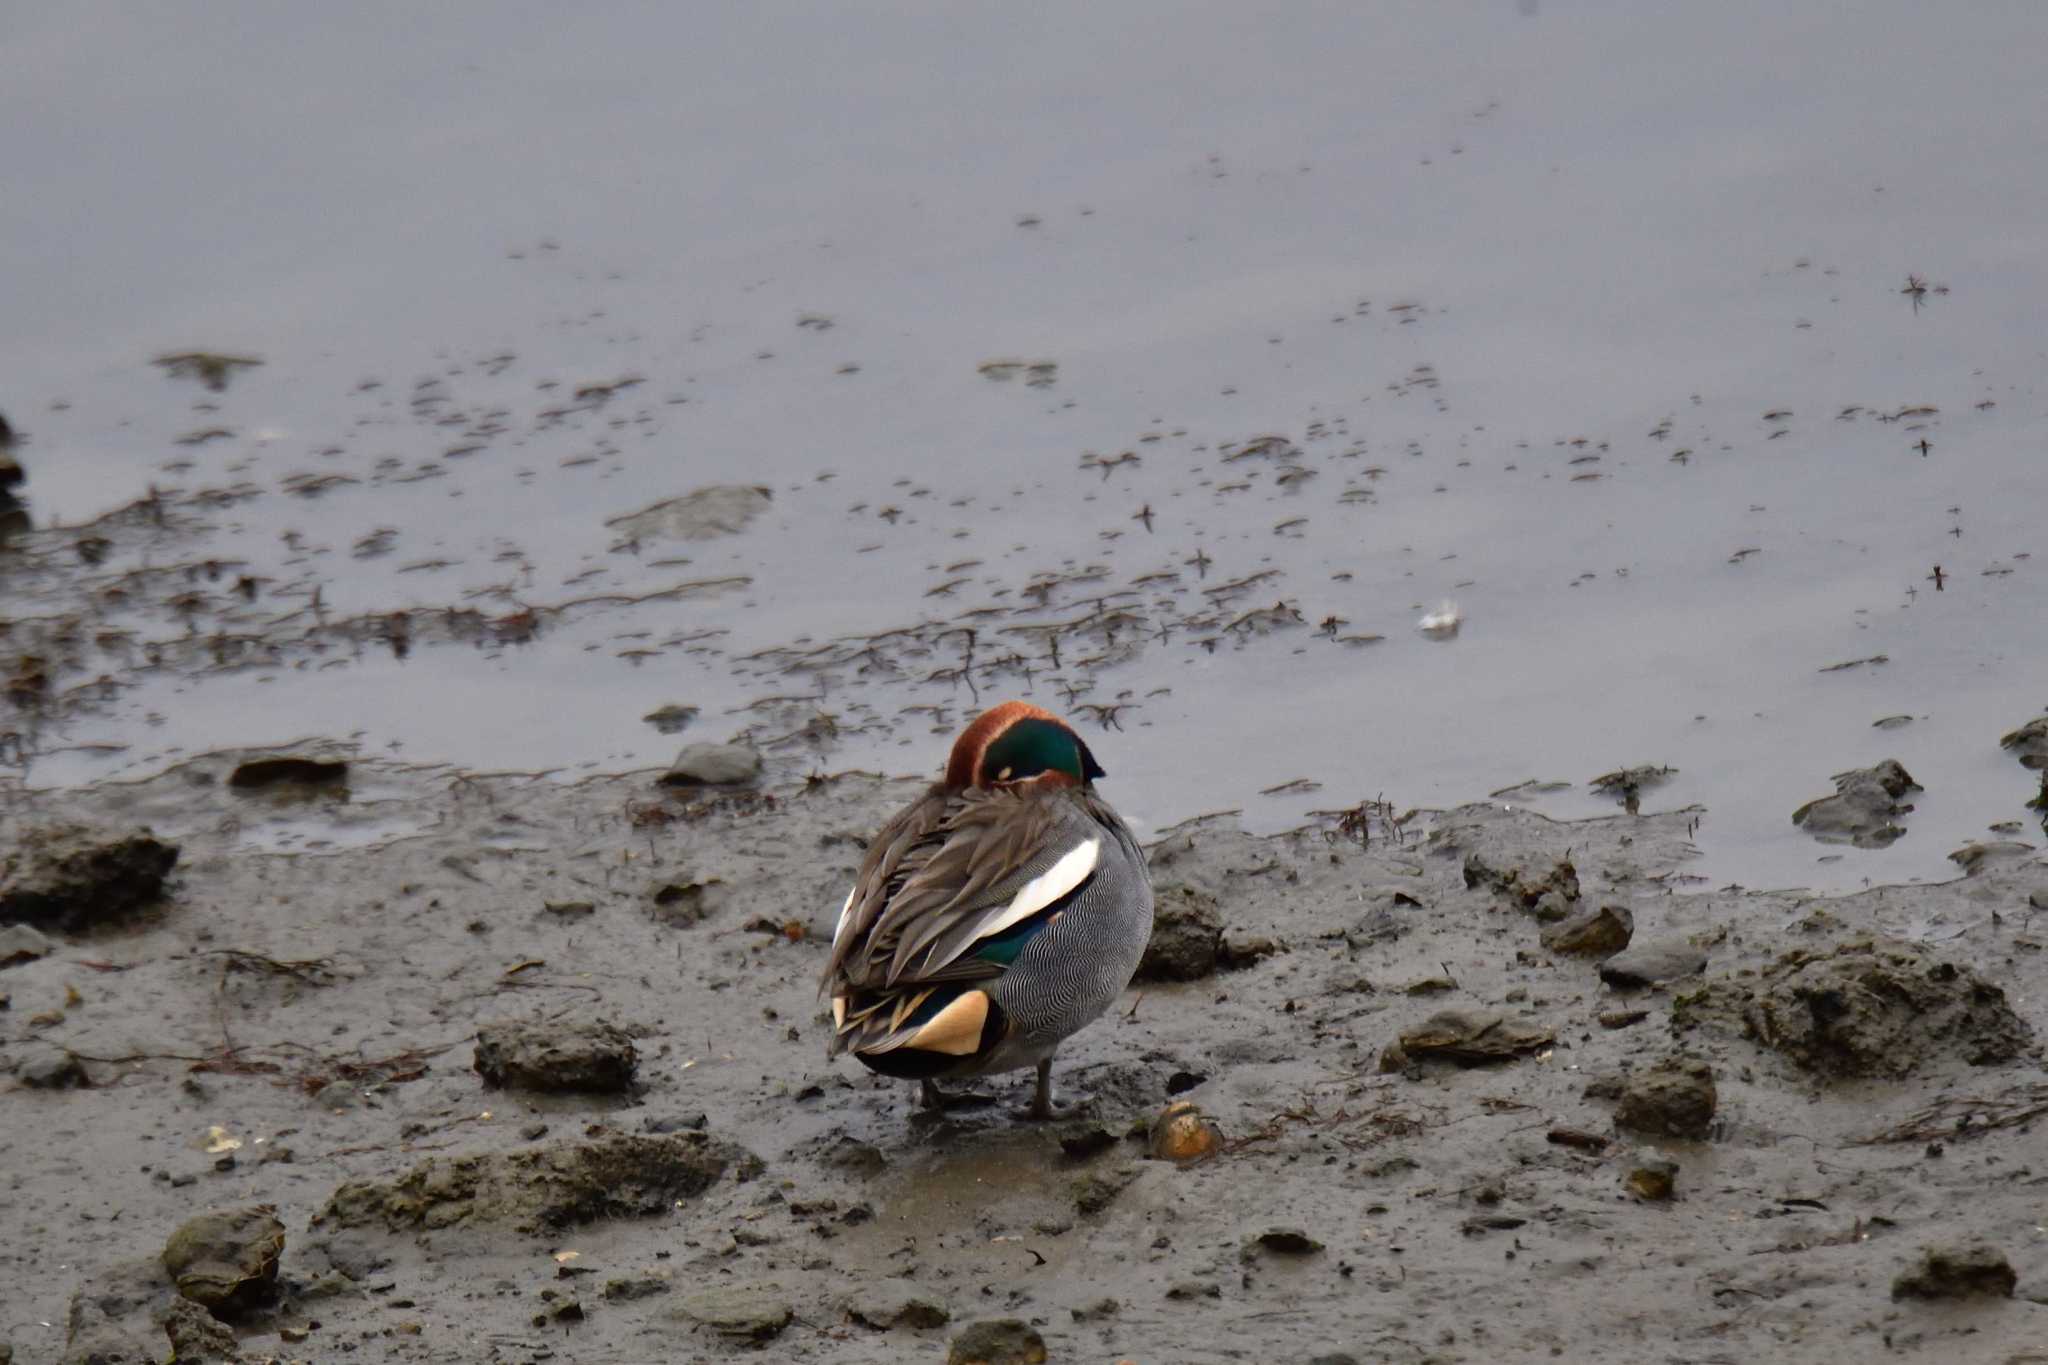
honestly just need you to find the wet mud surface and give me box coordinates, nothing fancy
[7,4,2048,1360]
[4,763,2045,1362]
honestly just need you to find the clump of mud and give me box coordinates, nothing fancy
[1672,938,2031,1078]
[1460,850,1579,919]
[320,1130,756,1234]
[0,824,179,930]
[473,1018,640,1093]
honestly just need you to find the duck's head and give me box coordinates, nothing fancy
[945,700,1105,790]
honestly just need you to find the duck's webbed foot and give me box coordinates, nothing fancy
[918,1079,996,1111]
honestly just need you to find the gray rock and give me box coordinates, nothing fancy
[1462,852,1579,913]
[161,1296,239,1360]
[62,1255,175,1365]
[847,1278,949,1330]
[322,1131,754,1235]
[227,756,348,790]
[648,877,727,927]
[1589,765,1677,814]
[1541,904,1634,957]
[0,923,54,967]
[1791,759,1919,849]
[659,742,763,787]
[1246,1227,1325,1257]
[1135,882,1223,982]
[1892,1243,2016,1301]
[1599,939,1707,988]
[17,1043,87,1089]
[1946,840,2035,875]
[1393,1010,1556,1066]
[1673,938,2030,1079]
[1613,1056,1717,1139]
[1999,716,2048,769]
[0,825,179,930]
[1626,1156,1679,1200]
[643,703,699,735]
[602,1274,674,1301]
[605,484,772,543]
[161,1205,285,1315]
[947,1318,1047,1364]
[671,1281,793,1341]
[474,1018,638,1093]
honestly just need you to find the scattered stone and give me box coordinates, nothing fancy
[1166,1281,1220,1301]
[1682,939,2032,1078]
[947,1318,1047,1365]
[321,1131,752,1234]
[1589,765,1677,814]
[1218,931,1281,968]
[161,1205,285,1315]
[1946,841,2035,875]
[1599,1009,1650,1029]
[648,877,727,927]
[0,923,54,967]
[848,1279,949,1330]
[1070,1296,1119,1322]
[1599,940,1707,989]
[0,825,179,931]
[1891,1243,2016,1301]
[473,1018,638,1093]
[542,899,596,919]
[1148,1100,1222,1164]
[1613,1056,1717,1139]
[154,351,263,391]
[16,1042,86,1088]
[1135,882,1223,982]
[1542,904,1635,957]
[1463,852,1579,918]
[643,703,700,735]
[1247,1227,1325,1256]
[227,756,349,790]
[605,484,772,543]
[62,1256,178,1365]
[602,1274,674,1301]
[1058,1124,1119,1160]
[670,1281,792,1341]
[1395,1010,1556,1066]
[1546,1127,1610,1153]
[1626,1156,1679,1200]
[161,1296,239,1359]
[1791,759,1919,848]
[1073,1166,1137,1215]
[1999,716,2048,769]
[659,742,762,787]
[820,1135,888,1177]
[1403,973,1456,996]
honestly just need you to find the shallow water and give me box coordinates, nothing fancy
[4,1,2045,890]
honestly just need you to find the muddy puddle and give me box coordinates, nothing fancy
[5,3,2048,1361]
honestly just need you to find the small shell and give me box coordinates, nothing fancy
[1148,1100,1222,1165]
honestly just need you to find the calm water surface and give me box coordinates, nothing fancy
[3,2,2044,891]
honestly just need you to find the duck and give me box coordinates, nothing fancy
[820,700,1153,1118]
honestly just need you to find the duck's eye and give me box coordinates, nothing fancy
[995,766,1013,781]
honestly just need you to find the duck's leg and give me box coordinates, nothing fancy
[1030,1056,1055,1119]
[919,1078,945,1111]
